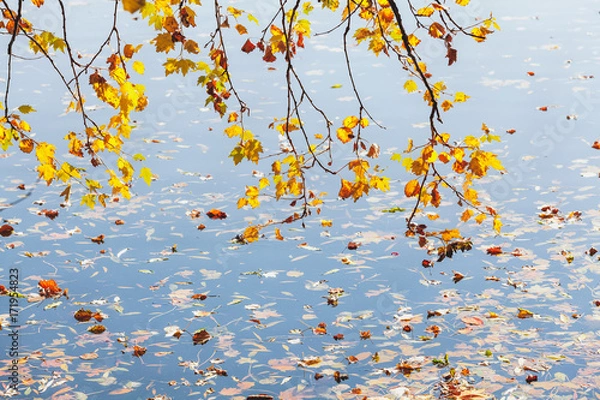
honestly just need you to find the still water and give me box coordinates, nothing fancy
[1,0,600,399]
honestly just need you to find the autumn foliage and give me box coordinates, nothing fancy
[0,0,503,255]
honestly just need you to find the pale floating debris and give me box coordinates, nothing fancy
[44,301,62,310]
[298,243,321,251]
[148,257,168,263]
[138,269,154,274]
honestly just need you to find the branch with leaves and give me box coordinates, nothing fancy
[0,0,503,259]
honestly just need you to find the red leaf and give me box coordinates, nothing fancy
[446,47,457,66]
[39,279,62,298]
[262,46,276,63]
[0,224,14,237]
[347,241,360,250]
[486,246,503,256]
[39,209,59,220]
[206,209,227,220]
[192,329,211,345]
[241,39,256,53]
[526,374,538,384]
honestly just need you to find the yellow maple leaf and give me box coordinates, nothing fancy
[80,194,96,209]
[152,33,175,53]
[224,124,242,138]
[342,115,359,129]
[122,0,145,13]
[132,61,145,74]
[243,226,260,243]
[493,215,502,233]
[404,79,418,93]
[139,167,152,186]
[336,127,354,144]
[454,92,470,103]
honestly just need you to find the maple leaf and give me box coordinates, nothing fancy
[122,0,145,13]
[486,246,502,255]
[39,279,63,298]
[336,127,354,144]
[152,33,175,53]
[404,79,418,93]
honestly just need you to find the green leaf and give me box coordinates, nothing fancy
[18,105,36,114]
[382,206,406,213]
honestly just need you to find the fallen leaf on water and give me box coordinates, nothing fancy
[39,279,63,298]
[132,345,146,357]
[526,374,538,384]
[347,355,359,364]
[486,246,503,255]
[38,209,59,220]
[192,329,211,345]
[461,316,484,326]
[87,325,106,334]
[517,308,534,319]
[90,234,104,244]
[189,209,202,219]
[359,330,371,340]
[0,224,14,237]
[452,271,465,284]
[425,325,441,337]
[347,241,360,250]
[333,370,349,383]
[79,352,99,360]
[206,209,227,219]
